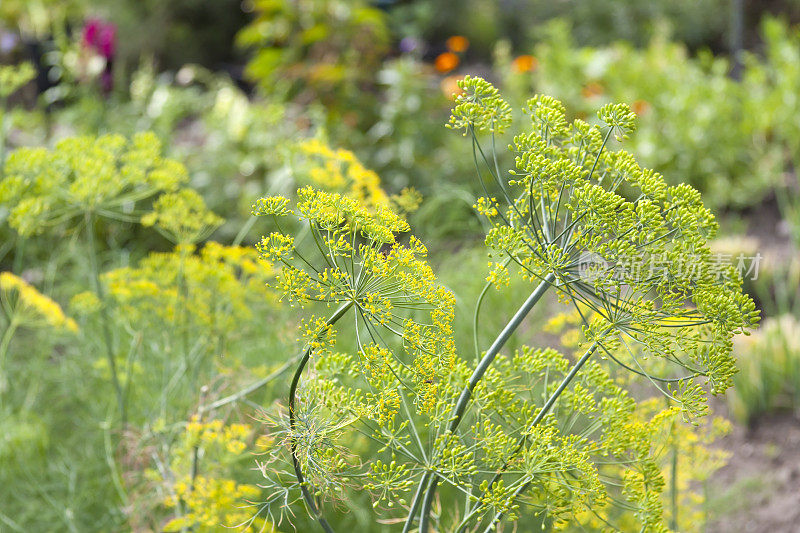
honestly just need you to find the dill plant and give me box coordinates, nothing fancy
[249,76,758,532]
[0,132,190,425]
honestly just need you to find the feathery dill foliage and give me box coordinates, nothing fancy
[250,77,758,532]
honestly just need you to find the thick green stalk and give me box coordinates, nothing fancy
[85,211,126,426]
[412,273,555,533]
[289,301,353,533]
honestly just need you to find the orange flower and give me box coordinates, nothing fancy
[632,99,650,116]
[435,52,459,73]
[446,36,469,53]
[581,82,604,99]
[511,55,538,73]
[440,75,464,100]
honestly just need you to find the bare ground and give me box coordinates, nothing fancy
[706,411,800,533]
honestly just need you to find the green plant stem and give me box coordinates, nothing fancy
[0,317,19,400]
[12,237,24,275]
[479,338,604,533]
[0,100,8,169]
[84,211,126,426]
[176,245,192,382]
[669,397,679,531]
[412,273,554,533]
[289,301,353,533]
[199,354,299,413]
[233,215,258,247]
[472,256,513,361]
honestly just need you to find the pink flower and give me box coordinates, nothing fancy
[82,18,116,59]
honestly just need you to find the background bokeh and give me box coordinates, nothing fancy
[1,0,800,531]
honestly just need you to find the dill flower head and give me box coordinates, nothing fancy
[141,188,223,244]
[450,76,758,399]
[0,132,187,236]
[154,417,269,532]
[102,241,274,335]
[254,186,456,407]
[0,272,78,332]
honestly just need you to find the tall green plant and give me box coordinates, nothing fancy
[0,132,188,424]
[249,78,757,531]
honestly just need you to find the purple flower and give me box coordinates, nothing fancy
[399,36,421,54]
[0,31,19,54]
[82,18,100,48]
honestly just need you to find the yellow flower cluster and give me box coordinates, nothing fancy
[158,417,270,531]
[163,476,264,532]
[297,138,389,208]
[184,417,252,456]
[0,62,35,99]
[575,399,731,532]
[0,272,78,333]
[102,242,274,334]
[0,132,187,236]
[255,188,456,416]
[141,188,223,244]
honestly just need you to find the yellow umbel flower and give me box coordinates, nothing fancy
[0,132,188,236]
[156,417,271,531]
[141,188,223,244]
[102,241,275,335]
[297,138,389,208]
[163,476,266,531]
[0,272,78,333]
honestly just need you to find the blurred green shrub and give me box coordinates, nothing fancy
[495,18,800,209]
[400,0,728,58]
[729,315,800,424]
[237,0,389,116]
[90,0,248,72]
[0,0,86,40]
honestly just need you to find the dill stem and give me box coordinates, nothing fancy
[85,211,126,427]
[412,273,554,533]
[0,317,19,400]
[289,301,353,533]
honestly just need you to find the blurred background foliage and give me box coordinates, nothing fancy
[1,0,800,530]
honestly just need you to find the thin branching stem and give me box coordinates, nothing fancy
[413,272,555,532]
[288,301,353,533]
[85,211,126,426]
[479,334,609,532]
